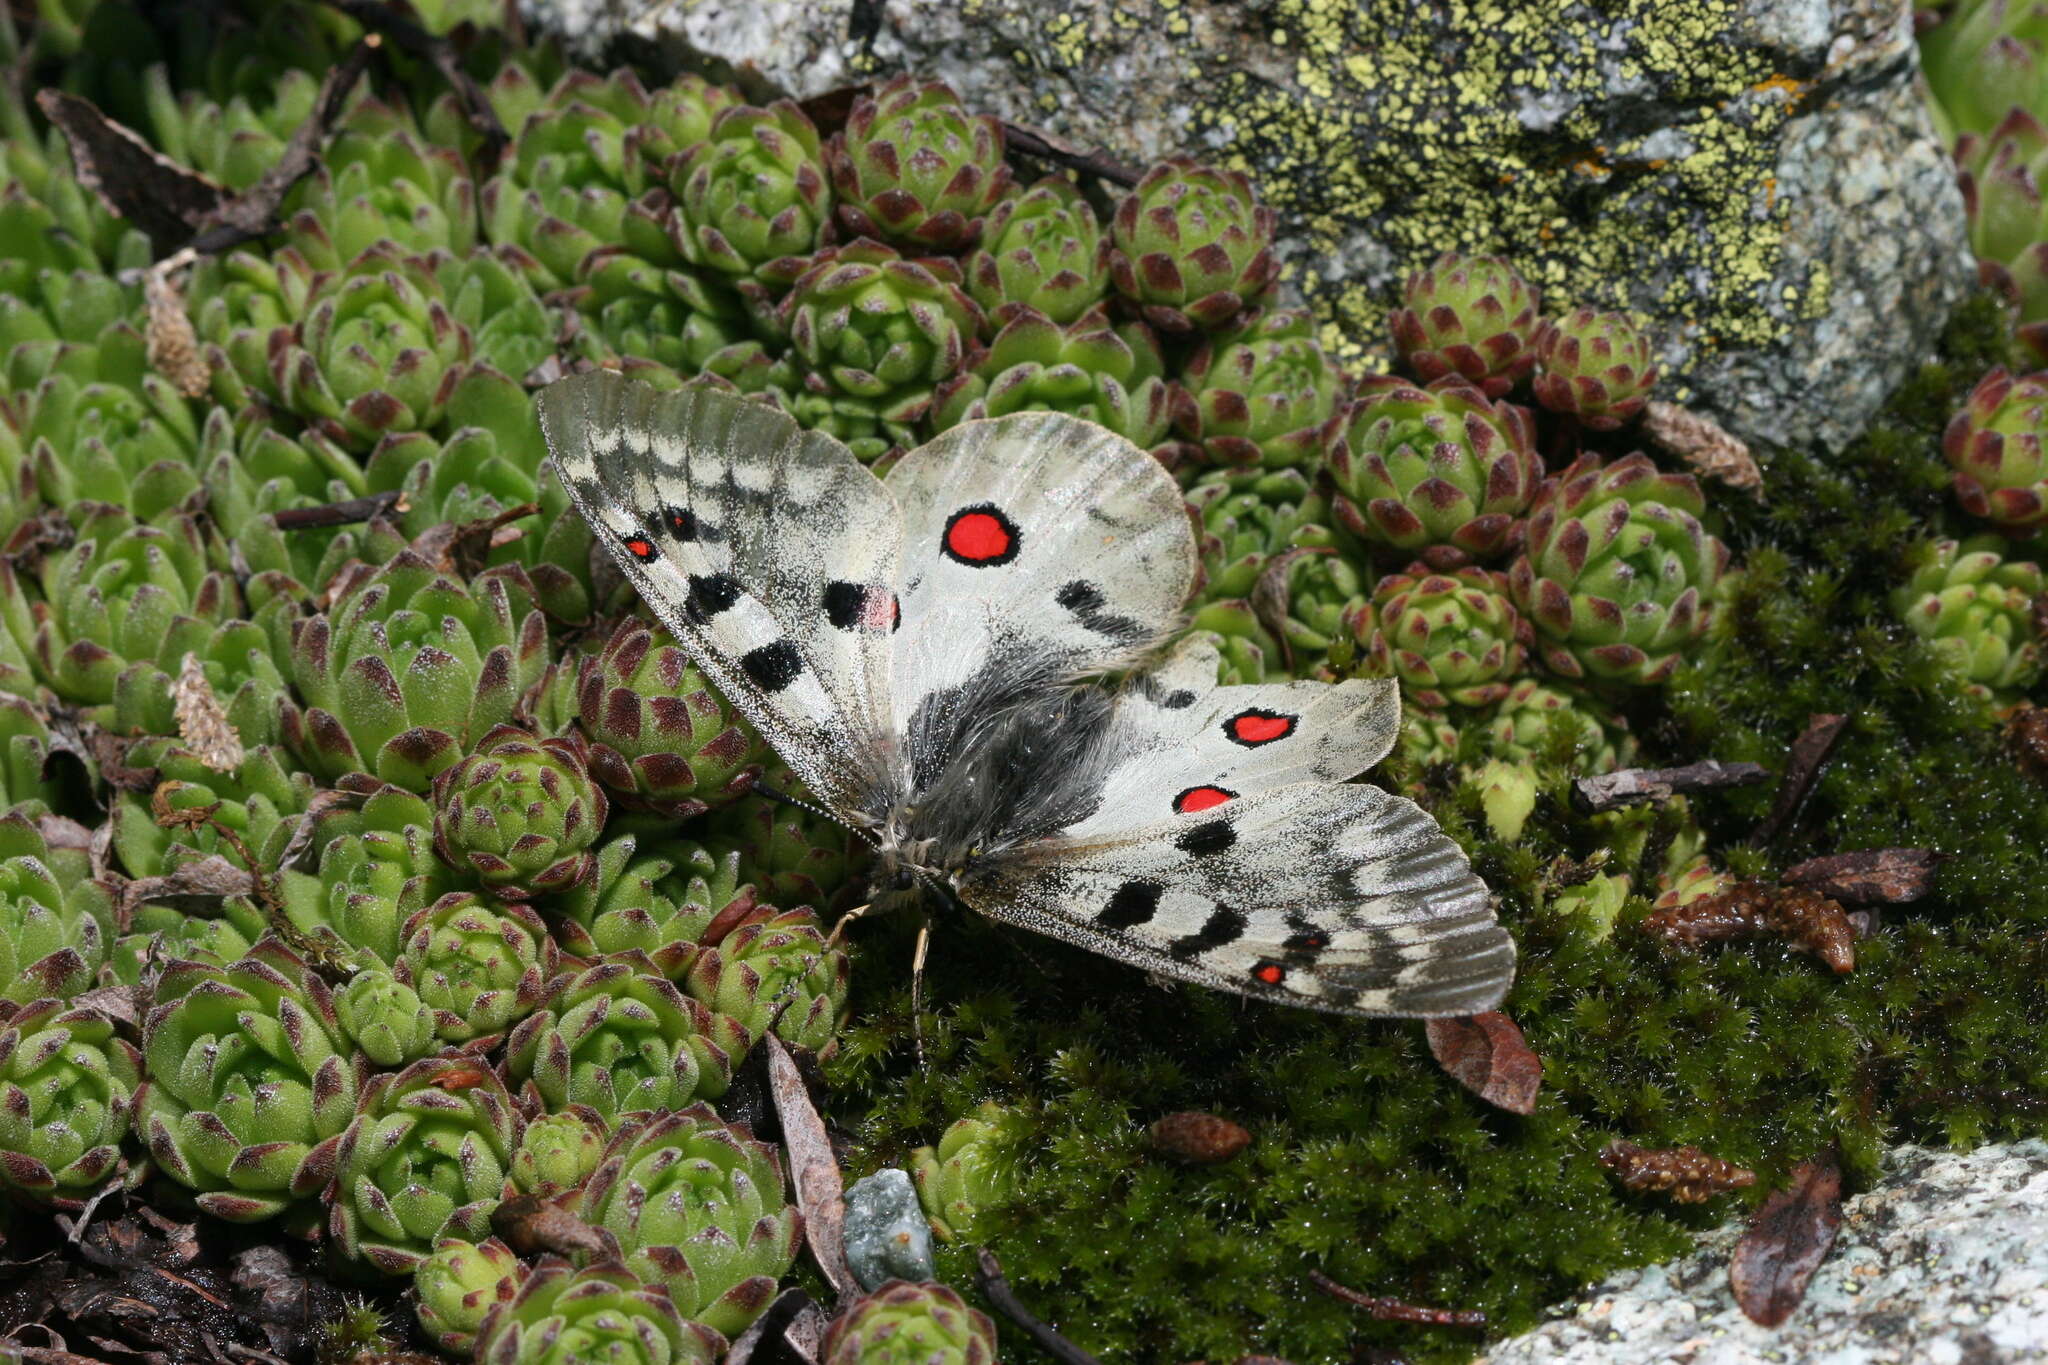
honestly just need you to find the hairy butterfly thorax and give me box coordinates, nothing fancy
[541,372,1515,1020]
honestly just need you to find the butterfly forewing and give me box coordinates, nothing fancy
[539,373,904,819]
[961,782,1514,1018]
[882,412,1197,790]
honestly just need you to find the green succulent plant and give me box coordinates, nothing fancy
[582,1104,801,1337]
[1920,0,2048,141]
[1891,536,2045,699]
[135,939,364,1222]
[1174,308,1343,471]
[333,970,438,1069]
[553,837,758,976]
[1530,307,1659,430]
[1255,544,1372,673]
[1467,757,1540,843]
[1107,156,1277,334]
[0,999,139,1206]
[911,1101,1025,1244]
[1944,365,2048,533]
[503,952,750,1126]
[509,1108,607,1200]
[827,75,1010,251]
[1951,110,2048,363]
[277,782,457,970]
[281,551,551,790]
[472,1256,726,1365]
[782,240,982,461]
[1187,466,1334,600]
[0,693,80,815]
[673,100,833,305]
[685,907,850,1056]
[0,811,113,1004]
[1356,565,1529,710]
[1508,453,1729,686]
[1481,676,1636,773]
[283,105,477,259]
[568,619,767,818]
[140,61,317,192]
[929,306,1175,455]
[432,725,607,900]
[395,892,561,1046]
[963,176,1110,329]
[3,370,203,522]
[0,268,146,398]
[821,1280,999,1365]
[110,739,313,880]
[323,1055,523,1275]
[1387,251,1541,397]
[702,766,863,910]
[1325,375,1542,569]
[415,1235,522,1357]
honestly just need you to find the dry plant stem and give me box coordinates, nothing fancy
[1571,760,1771,814]
[975,1248,1105,1365]
[1750,712,1848,844]
[1306,1270,1487,1328]
[270,491,406,531]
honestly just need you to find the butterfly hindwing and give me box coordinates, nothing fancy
[960,781,1514,1017]
[882,412,1197,789]
[539,373,904,817]
[1058,634,1404,840]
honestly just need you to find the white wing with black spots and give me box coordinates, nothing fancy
[539,373,905,819]
[882,413,1196,792]
[959,782,1513,1018]
[1058,634,1404,840]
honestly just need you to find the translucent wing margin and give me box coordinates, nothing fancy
[959,782,1514,1018]
[882,413,1196,792]
[539,372,903,819]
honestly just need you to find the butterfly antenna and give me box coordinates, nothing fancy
[750,776,881,851]
[910,917,932,1070]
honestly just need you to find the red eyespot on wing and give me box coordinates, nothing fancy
[621,533,656,560]
[1225,709,1295,746]
[1174,785,1236,814]
[943,504,1020,566]
[1251,961,1286,986]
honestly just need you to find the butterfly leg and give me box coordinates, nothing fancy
[825,902,873,949]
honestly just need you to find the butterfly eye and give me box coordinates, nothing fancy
[892,865,916,891]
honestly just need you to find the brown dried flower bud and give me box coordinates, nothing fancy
[1599,1140,1756,1203]
[1149,1111,1251,1164]
[1641,880,1856,973]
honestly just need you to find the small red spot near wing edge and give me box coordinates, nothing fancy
[1252,962,1286,986]
[1174,785,1237,814]
[1226,710,1295,746]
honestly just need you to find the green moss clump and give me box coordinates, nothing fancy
[826,291,2048,1364]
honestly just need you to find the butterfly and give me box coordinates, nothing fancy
[538,371,1514,1019]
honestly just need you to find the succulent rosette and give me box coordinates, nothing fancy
[1919,0,2048,140]
[278,783,455,969]
[826,75,1010,251]
[1891,536,2046,698]
[929,306,1175,455]
[0,812,113,1004]
[432,724,607,900]
[395,892,560,1047]
[1188,466,1334,600]
[1107,156,1277,333]
[1508,453,1729,686]
[1943,365,2048,532]
[0,693,77,815]
[685,908,850,1056]
[135,940,365,1222]
[673,101,833,297]
[324,1055,523,1275]
[911,1101,1025,1244]
[416,1235,522,1357]
[1530,307,1659,430]
[702,767,864,909]
[821,1280,999,1365]
[282,552,551,791]
[509,1108,607,1200]
[1259,545,1372,671]
[1325,375,1542,568]
[1481,677,1636,773]
[8,370,203,521]
[571,619,767,818]
[1387,251,1542,396]
[1357,565,1530,709]
[555,838,758,975]
[582,1104,801,1337]
[111,740,313,880]
[964,176,1111,329]
[333,970,438,1069]
[473,1257,726,1365]
[782,240,982,462]
[502,954,750,1126]
[1174,308,1344,470]
[1400,706,1466,768]
[0,999,140,1206]
[1952,109,2048,361]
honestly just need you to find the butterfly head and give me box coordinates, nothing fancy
[866,821,958,913]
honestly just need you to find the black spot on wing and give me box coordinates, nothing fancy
[1099,880,1162,929]
[1169,904,1246,959]
[739,640,803,693]
[1174,819,1236,857]
[1055,580,1150,644]
[823,580,866,630]
[664,506,697,540]
[1161,689,1198,709]
[688,573,742,617]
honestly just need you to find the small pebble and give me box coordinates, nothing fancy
[843,1168,934,1290]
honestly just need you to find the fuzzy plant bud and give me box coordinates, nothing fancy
[910,1101,1024,1244]
[1530,307,1659,429]
[510,1108,608,1200]
[415,1235,522,1356]
[1944,366,2048,533]
[1388,252,1541,397]
[333,969,437,1068]
[821,1280,999,1365]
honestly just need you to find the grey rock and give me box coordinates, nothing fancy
[521,0,1974,453]
[841,1167,934,1291]
[1476,1140,2048,1365]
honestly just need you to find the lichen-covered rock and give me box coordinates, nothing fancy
[1475,1140,2048,1365]
[527,0,1971,452]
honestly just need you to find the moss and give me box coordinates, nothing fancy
[826,291,2048,1364]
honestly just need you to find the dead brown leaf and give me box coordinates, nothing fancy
[171,654,243,774]
[1730,1156,1842,1327]
[765,1034,853,1300]
[1424,1011,1542,1115]
[1781,848,1943,904]
[1643,400,1762,495]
